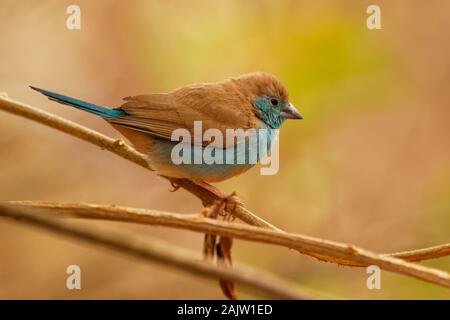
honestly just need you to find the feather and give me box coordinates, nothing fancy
[29,86,126,119]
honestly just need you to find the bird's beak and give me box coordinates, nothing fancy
[280,102,303,119]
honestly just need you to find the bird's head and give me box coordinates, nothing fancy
[234,72,302,129]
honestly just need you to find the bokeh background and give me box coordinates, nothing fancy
[0,0,449,299]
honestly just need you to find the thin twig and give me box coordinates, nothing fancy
[0,94,151,170]
[0,203,315,300]
[384,244,450,262]
[8,201,450,288]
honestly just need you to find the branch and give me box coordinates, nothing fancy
[385,244,450,262]
[0,203,315,300]
[8,201,450,288]
[0,94,277,230]
[1,94,449,290]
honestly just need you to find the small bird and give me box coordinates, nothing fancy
[31,72,302,198]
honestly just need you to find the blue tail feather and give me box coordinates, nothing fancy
[30,86,126,119]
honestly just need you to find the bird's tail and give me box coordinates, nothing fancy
[30,86,126,119]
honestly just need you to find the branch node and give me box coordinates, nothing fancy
[113,139,126,147]
[346,245,358,255]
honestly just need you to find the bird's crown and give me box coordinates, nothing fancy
[230,72,289,102]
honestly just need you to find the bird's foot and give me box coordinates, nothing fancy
[196,181,243,215]
[168,179,181,192]
[215,192,239,222]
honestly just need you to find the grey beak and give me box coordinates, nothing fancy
[280,102,303,119]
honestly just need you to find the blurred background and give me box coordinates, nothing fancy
[0,0,449,299]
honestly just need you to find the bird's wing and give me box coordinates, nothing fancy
[110,81,259,147]
[110,93,182,141]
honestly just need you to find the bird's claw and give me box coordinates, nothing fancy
[169,179,181,192]
[215,192,241,221]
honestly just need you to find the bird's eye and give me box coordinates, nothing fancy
[270,98,279,106]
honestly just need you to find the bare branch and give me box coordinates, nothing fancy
[1,95,449,291]
[384,244,450,262]
[0,203,315,300]
[0,95,276,230]
[0,94,151,170]
[8,201,450,289]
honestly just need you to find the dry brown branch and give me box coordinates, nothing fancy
[384,244,450,262]
[8,201,450,288]
[0,203,315,300]
[1,94,449,291]
[0,95,276,230]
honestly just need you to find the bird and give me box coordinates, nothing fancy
[30,72,302,199]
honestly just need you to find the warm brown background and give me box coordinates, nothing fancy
[0,0,449,299]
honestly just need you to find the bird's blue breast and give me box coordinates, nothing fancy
[150,123,278,181]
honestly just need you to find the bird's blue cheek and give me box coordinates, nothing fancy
[254,97,285,129]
